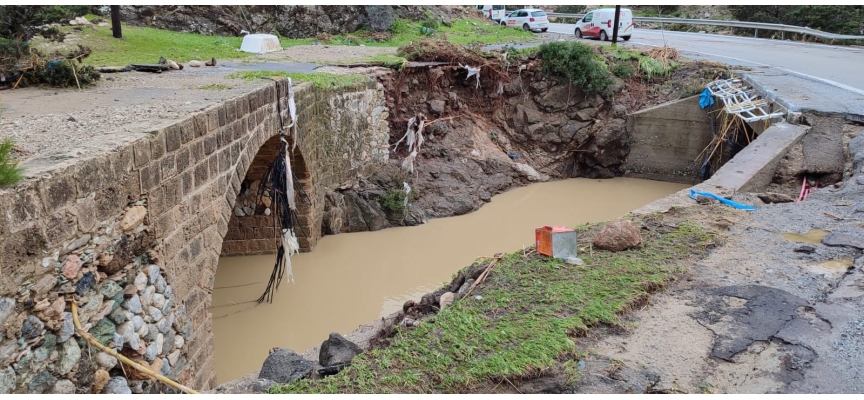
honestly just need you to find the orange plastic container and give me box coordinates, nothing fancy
[535,226,578,258]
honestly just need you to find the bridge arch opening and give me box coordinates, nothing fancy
[220,135,315,256]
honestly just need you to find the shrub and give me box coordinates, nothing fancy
[554,5,586,14]
[610,61,636,78]
[537,41,613,95]
[378,188,407,214]
[365,5,395,33]
[0,138,23,187]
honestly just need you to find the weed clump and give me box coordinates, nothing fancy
[537,41,614,95]
[378,188,408,214]
[0,138,24,187]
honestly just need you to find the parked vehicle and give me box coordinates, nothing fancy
[476,5,506,23]
[574,8,633,41]
[500,8,549,33]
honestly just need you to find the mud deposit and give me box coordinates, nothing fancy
[211,177,685,383]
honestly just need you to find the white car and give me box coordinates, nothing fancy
[500,8,548,33]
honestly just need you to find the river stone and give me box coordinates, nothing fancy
[144,342,158,362]
[149,306,163,322]
[32,274,57,296]
[142,286,156,308]
[160,358,171,375]
[132,315,144,331]
[259,348,314,384]
[318,333,363,367]
[145,324,159,342]
[95,352,118,370]
[0,366,15,394]
[79,294,104,323]
[57,282,75,294]
[0,298,14,326]
[157,313,174,334]
[58,338,81,375]
[99,280,123,299]
[21,315,45,340]
[102,376,132,394]
[0,340,17,364]
[822,232,864,249]
[593,220,642,252]
[89,319,116,346]
[109,306,127,325]
[152,293,166,310]
[76,272,96,296]
[155,276,167,294]
[61,254,83,280]
[161,300,173,316]
[161,329,175,356]
[439,292,455,309]
[28,371,57,393]
[113,333,124,350]
[66,234,91,252]
[52,379,75,394]
[120,206,147,232]
[91,299,116,322]
[174,335,184,349]
[156,333,164,354]
[188,60,203,67]
[137,322,149,338]
[116,321,140,350]
[56,312,74,343]
[167,350,181,366]
[147,265,161,285]
[123,294,143,314]
[134,272,148,292]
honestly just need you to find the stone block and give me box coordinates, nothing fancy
[165,125,182,153]
[45,211,77,247]
[204,135,217,155]
[206,109,219,133]
[226,99,237,122]
[194,163,209,189]
[217,104,227,127]
[72,194,98,232]
[139,163,162,193]
[163,231,185,260]
[175,147,191,174]
[133,139,151,168]
[38,169,77,212]
[193,113,208,139]
[180,170,195,198]
[75,156,109,195]
[179,119,195,145]
[5,186,44,230]
[161,154,177,179]
[111,145,136,176]
[154,209,177,238]
[191,140,205,163]
[151,129,168,160]
[207,156,219,180]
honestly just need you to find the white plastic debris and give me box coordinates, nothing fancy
[402,182,412,207]
[565,257,585,266]
[459,63,481,89]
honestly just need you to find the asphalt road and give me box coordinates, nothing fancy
[547,23,864,94]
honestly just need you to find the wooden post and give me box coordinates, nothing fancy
[611,5,621,44]
[111,5,122,39]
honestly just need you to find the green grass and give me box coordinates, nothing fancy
[0,138,24,187]
[226,71,367,89]
[268,218,716,393]
[198,83,233,90]
[323,18,538,48]
[48,25,313,66]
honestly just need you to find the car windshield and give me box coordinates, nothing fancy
[531,11,546,17]
[493,5,505,10]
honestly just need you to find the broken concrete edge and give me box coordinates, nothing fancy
[630,122,810,215]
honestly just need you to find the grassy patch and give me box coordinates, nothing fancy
[269,217,716,393]
[323,18,537,48]
[198,83,233,90]
[226,70,367,89]
[40,25,314,66]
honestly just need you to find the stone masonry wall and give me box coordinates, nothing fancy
[0,79,389,393]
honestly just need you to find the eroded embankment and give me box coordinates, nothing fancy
[320,40,728,233]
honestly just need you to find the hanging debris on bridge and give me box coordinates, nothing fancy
[256,78,311,304]
[392,114,426,173]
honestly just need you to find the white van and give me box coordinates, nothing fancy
[477,5,506,23]
[574,8,634,41]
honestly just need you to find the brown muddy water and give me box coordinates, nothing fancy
[211,177,687,383]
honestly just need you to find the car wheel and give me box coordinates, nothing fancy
[541,28,548,32]
[622,35,631,41]
[575,28,583,38]
[501,21,507,26]
[523,23,531,32]
[600,30,608,41]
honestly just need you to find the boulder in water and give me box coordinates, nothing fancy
[318,332,362,367]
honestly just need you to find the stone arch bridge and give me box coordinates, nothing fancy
[0,79,388,392]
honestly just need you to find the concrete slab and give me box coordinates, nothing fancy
[742,68,864,122]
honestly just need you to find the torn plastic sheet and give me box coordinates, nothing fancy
[402,182,412,206]
[459,63,481,88]
[392,115,426,173]
[286,77,298,150]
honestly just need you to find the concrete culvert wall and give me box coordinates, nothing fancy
[0,79,389,393]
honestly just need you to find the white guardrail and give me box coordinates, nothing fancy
[545,13,864,41]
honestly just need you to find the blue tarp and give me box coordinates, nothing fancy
[699,88,715,109]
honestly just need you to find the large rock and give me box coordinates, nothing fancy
[318,332,363,367]
[58,337,82,375]
[119,206,147,232]
[0,298,14,326]
[27,371,57,393]
[593,220,642,252]
[822,232,864,250]
[102,376,132,394]
[258,348,314,384]
[0,367,15,394]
